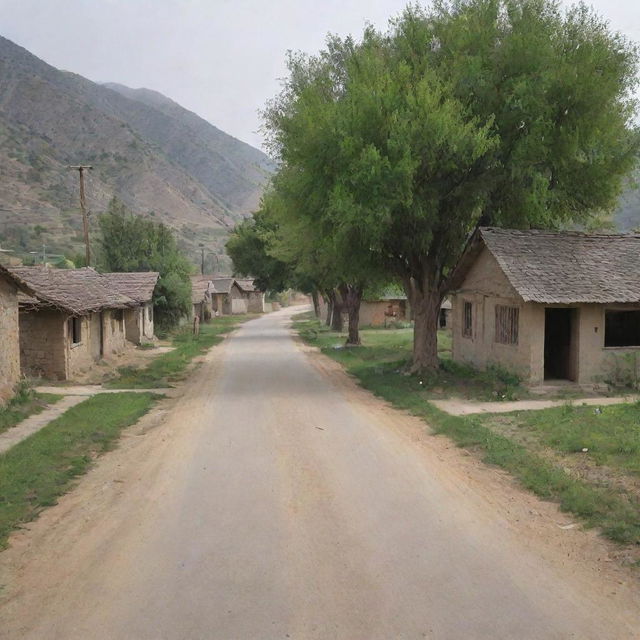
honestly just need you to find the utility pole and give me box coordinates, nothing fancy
[200,244,205,275]
[69,165,93,266]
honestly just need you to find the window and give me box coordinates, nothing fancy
[462,301,473,338]
[495,305,519,345]
[605,310,640,347]
[68,316,82,345]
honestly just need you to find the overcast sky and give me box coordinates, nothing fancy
[1,0,638,152]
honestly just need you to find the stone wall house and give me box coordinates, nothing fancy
[235,279,265,313]
[8,266,136,381]
[0,265,36,403]
[103,272,159,344]
[449,228,640,387]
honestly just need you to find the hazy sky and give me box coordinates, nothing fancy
[1,0,639,151]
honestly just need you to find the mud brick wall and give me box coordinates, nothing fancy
[0,277,21,403]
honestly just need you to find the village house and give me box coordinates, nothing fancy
[8,266,136,381]
[103,272,159,344]
[449,228,640,387]
[190,274,214,322]
[234,278,265,313]
[0,265,36,402]
[211,277,249,315]
[359,296,410,327]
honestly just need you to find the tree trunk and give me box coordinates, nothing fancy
[325,290,335,327]
[339,283,363,345]
[403,272,442,373]
[311,290,320,317]
[330,288,344,332]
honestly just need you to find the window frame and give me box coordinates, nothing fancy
[604,309,640,348]
[494,304,519,346]
[462,300,473,339]
[68,316,82,346]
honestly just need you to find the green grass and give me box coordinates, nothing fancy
[0,385,63,436]
[0,392,157,549]
[107,315,253,388]
[481,402,640,476]
[294,313,524,401]
[294,313,640,546]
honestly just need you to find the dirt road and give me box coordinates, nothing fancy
[1,307,639,639]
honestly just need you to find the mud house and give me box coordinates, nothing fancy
[0,265,36,402]
[190,275,214,322]
[449,228,640,387]
[234,279,265,313]
[211,277,249,315]
[359,296,409,327]
[103,272,159,344]
[8,266,136,380]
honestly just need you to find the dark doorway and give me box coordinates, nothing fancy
[544,308,575,380]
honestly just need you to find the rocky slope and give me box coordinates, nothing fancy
[0,35,274,264]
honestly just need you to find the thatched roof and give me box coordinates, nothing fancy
[8,266,136,314]
[103,272,159,303]
[451,228,640,304]
[190,275,213,304]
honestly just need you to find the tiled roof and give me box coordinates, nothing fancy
[210,277,235,294]
[234,278,261,293]
[190,275,213,304]
[102,272,159,303]
[8,266,136,314]
[453,228,640,304]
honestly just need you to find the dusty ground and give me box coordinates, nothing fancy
[1,307,639,639]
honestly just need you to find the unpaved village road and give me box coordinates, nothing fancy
[2,307,640,639]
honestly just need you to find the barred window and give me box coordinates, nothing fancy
[495,305,519,345]
[462,301,473,338]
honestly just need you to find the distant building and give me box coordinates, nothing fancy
[234,278,265,313]
[190,275,215,322]
[449,228,640,386]
[103,272,159,344]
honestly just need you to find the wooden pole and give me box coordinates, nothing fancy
[69,165,93,266]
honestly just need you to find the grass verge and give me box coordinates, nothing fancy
[294,313,640,546]
[107,315,253,388]
[0,392,157,549]
[0,384,63,436]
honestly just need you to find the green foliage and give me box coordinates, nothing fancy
[0,392,156,549]
[98,198,192,331]
[226,209,293,292]
[264,0,639,370]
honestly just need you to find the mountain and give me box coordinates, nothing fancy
[614,165,640,232]
[0,35,275,266]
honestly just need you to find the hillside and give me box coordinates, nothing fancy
[614,165,640,231]
[0,36,274,266]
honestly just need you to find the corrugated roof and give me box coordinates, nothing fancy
[8,266,136,314]
[102,272,159,303]
[453,228,640,304]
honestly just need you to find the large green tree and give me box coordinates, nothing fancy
[98,198,192,331]
[265,0,638,370]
